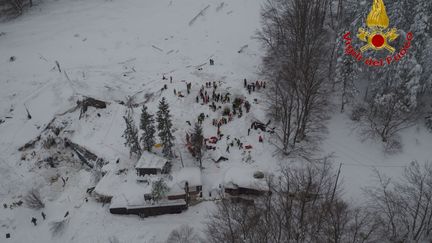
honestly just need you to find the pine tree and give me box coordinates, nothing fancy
[151,178,168,202]
[190,123,204,168]
[337,54,358,113]
[122,110,142,158]
[140,105,156,152]
[411,0,432,92]
[156,98,175,158]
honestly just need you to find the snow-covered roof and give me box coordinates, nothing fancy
[168,167,202,195]
[95,170,122,197]
[173,167,202,187]
[135,151,168,170]
[95,169,152,201]
[224,167,269,191]
[127,199,186,209]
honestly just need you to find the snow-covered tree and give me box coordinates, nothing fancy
[151,178,168,202]
[383,0,432,122]
[122,110,142,158]
[339,0,432,140]
[336,54,358,113]
[157,98,175,158]
[354,60,421,151]
[190,123,204,168]
[139,105,156,152]
[411,1,432,93]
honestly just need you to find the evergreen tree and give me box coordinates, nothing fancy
[336,54,358,113]
[156,98,175,158]
[139,105,156,152]
[411,1,432,92]
[341,0,432,138]
[122,110,142,158]
[151,178,168,202]
[190,123,204,168]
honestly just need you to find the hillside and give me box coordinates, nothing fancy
[1,0,431,242]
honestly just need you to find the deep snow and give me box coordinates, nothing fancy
[0,0,431,242]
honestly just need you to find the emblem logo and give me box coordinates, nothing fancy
[342,0,413,67]
[357,0,399,53]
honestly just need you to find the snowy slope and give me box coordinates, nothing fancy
[1,0,432,242]
[0,0,265,242]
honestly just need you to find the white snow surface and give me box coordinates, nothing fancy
[168,167,202,195]
[136,151,167,170]
[223,165,268,191]
[0,0,431,242]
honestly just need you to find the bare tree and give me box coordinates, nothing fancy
[50,218,69,236]
[352,83,420,152]
[205,195,261,243]
[24,188,45,209]
[166,225,202,243]
[322,201,379,243]
[258,0,332,156]
[205,159,378,243]
[365,161,432,242]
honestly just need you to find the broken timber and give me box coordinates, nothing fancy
[188,5,210,26]
[78,97,107,119]
[65,138,98,162]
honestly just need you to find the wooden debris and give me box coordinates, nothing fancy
[18,135,41,151]
[55,60,61,73]
[65,138,98,162]
[152,45,163,52]
[70,146,94,169]
[24,105,32,119]
[189,5,210,26]
[78,97,107,119]
[86,187,95,194]
[238,44,248,53]
[216,2,224,12]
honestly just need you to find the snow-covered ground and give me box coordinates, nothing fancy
[1,0,431,242]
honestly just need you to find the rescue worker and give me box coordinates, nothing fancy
[31,217,37,226]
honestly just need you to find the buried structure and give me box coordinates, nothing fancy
[109,166,202,217]
[223,167,270,204]
[135,151,172,179]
